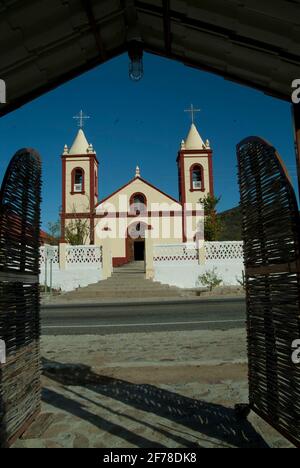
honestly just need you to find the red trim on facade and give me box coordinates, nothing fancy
[209,153,215,197]
[95,170,98,198]
[189,163,205,192]
[177,152,187,242]
[176,150,213,160]
[90,158,95,244]
[66,210,201,219]
[61,157,67,242]
[113,257,129,268]
[63,213,92,220]
[95,211,183,219]
[62,152,99,165]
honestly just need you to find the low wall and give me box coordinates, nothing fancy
[154,242,244,289]
[39,245,103,292]
[40,265,103,292]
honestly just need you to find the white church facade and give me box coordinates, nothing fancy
[60,121,214,269]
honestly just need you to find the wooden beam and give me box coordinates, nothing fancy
[293,103,300,199]
[163,0,171,55]
[81,0,106,60]
[247,261,300,276]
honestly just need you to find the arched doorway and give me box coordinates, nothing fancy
[126,222,149,263]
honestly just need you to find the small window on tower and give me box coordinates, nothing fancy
[73,168,84,193]
[191,165,203,191]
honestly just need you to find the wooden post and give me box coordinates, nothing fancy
[292,103,300,199]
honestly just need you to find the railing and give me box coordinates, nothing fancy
[153,244,199,262]
[205,241,244,261]
[153,241,244,263]
[66,245,102,266]
[40,245,102,269]
[40,246,59,265]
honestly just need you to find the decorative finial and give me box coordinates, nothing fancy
[63,144,69,155]
[73,110,90,129]
[135,166,141,178]
[181,140,186,150]
[184,104,201,124]
[88,143,94,153]
[206,139,211,149]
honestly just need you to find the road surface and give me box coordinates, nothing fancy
[41,298,246,335]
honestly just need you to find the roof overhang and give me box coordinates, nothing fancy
[0,0,299,117]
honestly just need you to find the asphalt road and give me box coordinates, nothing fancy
[41,298,246,335]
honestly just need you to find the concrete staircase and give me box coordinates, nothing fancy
[58,262,194,301]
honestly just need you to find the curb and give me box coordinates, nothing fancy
[41,296,246,310]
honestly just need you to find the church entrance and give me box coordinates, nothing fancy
[127,222,148,264]
[134,240,145,261]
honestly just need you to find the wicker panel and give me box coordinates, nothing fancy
[0,149,41,448]
[237,137,300,447]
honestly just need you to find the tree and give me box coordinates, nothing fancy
[47,220,61,245]
[65,216,90,245]
[202,194,223,241]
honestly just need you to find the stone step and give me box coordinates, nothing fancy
[58,261,195,300]
[62,290,181,299]
[85,283,177,291]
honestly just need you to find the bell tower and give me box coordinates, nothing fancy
[177,122,214,206]
[61,127,99,244]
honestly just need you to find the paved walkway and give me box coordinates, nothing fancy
[13,329,292,448]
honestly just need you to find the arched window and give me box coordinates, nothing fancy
[130,193,147,215]
[72,168,85,193]
[190,164,204,192]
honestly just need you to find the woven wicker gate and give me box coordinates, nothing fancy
[0,149,42,448]
[237,137,300,447]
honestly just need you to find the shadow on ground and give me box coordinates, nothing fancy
[42,358,268,449]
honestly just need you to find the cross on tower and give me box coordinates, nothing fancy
[184,104,201,124]
[73,110,90,128]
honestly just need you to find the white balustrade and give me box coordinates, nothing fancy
[153,244,199,263]
[39,246,59,265]
[205,242,244,261]
[66,245,103,266]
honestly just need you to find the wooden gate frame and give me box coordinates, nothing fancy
[237,136,300,448]
[0,148,42,448]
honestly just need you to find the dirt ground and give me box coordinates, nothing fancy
[12,329,292,449]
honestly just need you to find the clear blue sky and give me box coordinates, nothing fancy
[0,53,297,230]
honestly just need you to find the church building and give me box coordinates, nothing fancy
[60,117,214,268]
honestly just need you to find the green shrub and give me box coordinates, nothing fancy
[198,268,223,291]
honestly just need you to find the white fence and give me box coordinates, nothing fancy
[40,245,103,292]
[205,242,244,261]
[153,244,199,263]
[154,241,245,289]
[66,245,103,268]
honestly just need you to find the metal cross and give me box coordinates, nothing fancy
[184,104,201,124]
[73,110,90,128]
